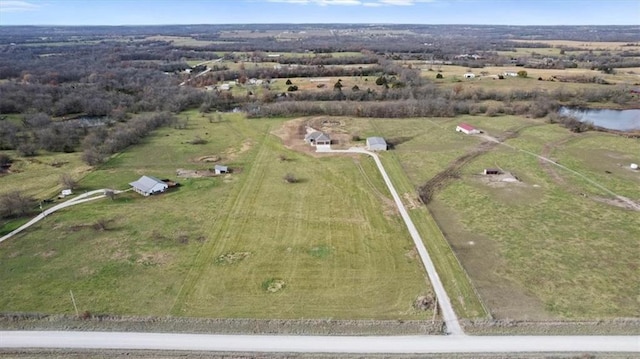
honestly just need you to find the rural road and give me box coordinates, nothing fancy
[317,146,463,336]
[1,331,638,354]
[0,189,120,244]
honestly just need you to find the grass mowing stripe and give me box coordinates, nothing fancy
[169,124,273,316]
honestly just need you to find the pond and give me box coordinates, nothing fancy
[558,107,640,131]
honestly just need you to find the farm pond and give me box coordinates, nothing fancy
[559,107,640,131]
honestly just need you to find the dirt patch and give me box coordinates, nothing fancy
[271,117,319,156]
[271,117,357,157]
[40,249,57,258]
[262,278,286,293]
[224,140,253,161]
[214,251,251,265]
[404,247,418,261]
[176,168,216,178]
[476,172,525,188]
[194,155,221,163]
[592,195,640,211]
[413,295,435,311]
[136,252,172,266]
[403,193,421,210]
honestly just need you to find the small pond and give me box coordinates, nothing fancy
[558,107,640,131]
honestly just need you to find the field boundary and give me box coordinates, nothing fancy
[0,313,443,335]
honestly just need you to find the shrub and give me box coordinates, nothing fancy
[283,173,298,183]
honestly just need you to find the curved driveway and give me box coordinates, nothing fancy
[1,331,637,354]
[318,146,462,335]
[0,189,118,244]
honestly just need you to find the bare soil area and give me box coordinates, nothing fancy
[271,117,356,157]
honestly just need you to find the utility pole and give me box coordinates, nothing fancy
[69,290,79,317]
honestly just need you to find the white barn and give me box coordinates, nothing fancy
[214,165,229,174]
[129,176,168,196]
[366,137,388,151]
[456,123,480,135]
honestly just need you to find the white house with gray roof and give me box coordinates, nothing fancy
[129,176,168,196]
[366,137,387,151]
[304,131,331,146]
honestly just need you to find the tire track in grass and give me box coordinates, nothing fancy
[169,125,273,316]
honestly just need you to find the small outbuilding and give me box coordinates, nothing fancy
[214,165,229,174]
[456,123,480,135]
[304,131,331,146]
[129,175,168,196]
[464,73,476,79]
[483,168,502,175]
[60,189,73,198]
[366,137,388,151]
[631,163,639,170]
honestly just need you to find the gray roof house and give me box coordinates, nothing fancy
[366,137,387,151]
[304,131,331,146]
[214,165,229,174]
[129,176,168,196]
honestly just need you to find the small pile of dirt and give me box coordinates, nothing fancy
[176,168,216,178]
[196,155,221,163]
[215,251,251,265]
[263,278,286,293]
[413,295,435,311]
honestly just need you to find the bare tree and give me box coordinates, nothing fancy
[0,191,36,218]
[60,173,78,190]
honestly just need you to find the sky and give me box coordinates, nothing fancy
[0,0,638,26]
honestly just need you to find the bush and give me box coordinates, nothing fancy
[59,173,78,190]
[283,173,298,183]
[0,153,11,168]
[287,85,298,92]
[0,191,36,218]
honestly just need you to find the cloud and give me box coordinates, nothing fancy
[267,0,361,4]
[0,0,40,12]
[377,0,414,5]
[267,0,434,5]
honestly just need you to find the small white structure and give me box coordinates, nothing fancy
[464,73,476,79]
[366,137,388,151]
[304,131,331,146]
[631,163,639,170]
[219,84,230,91]
[456,123,480,135]
[503,71,518,77]
[60,189,73,198]
[129,176,168,197]
[214,165,229,174]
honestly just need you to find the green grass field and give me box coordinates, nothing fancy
[0,112,432,320]
[377,117,640,319]
[2,110,638,321]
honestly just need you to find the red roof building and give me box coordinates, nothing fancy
[456,123,480,135]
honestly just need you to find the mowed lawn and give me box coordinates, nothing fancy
[0,113,431,319]
[360,116,640,319]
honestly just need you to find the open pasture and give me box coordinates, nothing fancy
[0,113,433,320]
[369,116,640,319]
